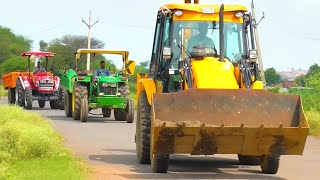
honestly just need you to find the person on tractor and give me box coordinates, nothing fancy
[95,60,110,76]
[33,61,46,74]
[187,22,216,52]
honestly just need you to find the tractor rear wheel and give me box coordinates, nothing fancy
[73,84,87,121]
[238,155,261,165]
[25,88,33,110]
[50,100,60,109]
[38,100,45,108]
[102,108,111,118]
[260,154,280,174]
[8,88,16,105]
[64,90,72,117]
[59,88,65,110]
[16,79,25,107]
[136,91,151,164]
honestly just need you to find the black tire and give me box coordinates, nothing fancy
[114,108,126,121]
[64,90,72,117]
[25,88,33,110]
[102,108,111,118]
[118,83,130,98]
[59,88,65,110]
[136,91,151,164]
[50,100,60,109]
[38,100,45,108]
[16,80,25,107]
[80,95,88,122]
[260,155,280,174]
[8,88,16,105]
[73,84,87,120]
[152,154,169,173]
[238,155,261,165]
[126,99,134,123]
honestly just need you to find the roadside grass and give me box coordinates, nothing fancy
[306,110,320,136]
[0,85,7,97]
[0,105,87,179]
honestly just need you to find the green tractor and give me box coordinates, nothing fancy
[59,49,136,122]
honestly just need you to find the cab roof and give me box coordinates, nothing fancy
[20,52,55,57]
[160,3,247,12]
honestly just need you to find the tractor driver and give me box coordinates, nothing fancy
[187,22,216,53]
[33,61,46,74]
[95,61,110,76]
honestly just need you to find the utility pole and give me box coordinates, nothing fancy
[251,0,266,87]
[82,11,98,70]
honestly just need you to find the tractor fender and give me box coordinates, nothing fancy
[137,78,156,105]
[18,76,31,90]
[54,76,60,91]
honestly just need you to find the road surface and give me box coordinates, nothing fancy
[1,98,319,180]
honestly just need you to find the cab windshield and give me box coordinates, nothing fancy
[166,20,245,67]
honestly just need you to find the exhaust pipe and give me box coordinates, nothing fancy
[219,4,225,62]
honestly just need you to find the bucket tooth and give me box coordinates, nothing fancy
[240,123,244,128]
[259,123,264,128]
[279,123,283,128]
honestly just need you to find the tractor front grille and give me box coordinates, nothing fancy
[99,83,116,95]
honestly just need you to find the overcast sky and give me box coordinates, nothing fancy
[0,0,319,71]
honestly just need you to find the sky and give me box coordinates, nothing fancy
[0,0,319,71]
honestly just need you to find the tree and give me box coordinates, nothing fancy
[306,63,320,77]
[39,40,48,51]
[0,26,32,76]
[294,75,306,87]
[265,68,281,86]
[42,35,111,70]
[128,61,149,93]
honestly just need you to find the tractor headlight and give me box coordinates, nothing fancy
[47,80,54,84]
[102,83,116,88]
[235,12,244,18]
[39,80,46,84]
[174,10,183,17]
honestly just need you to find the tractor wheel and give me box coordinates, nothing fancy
[136,91,151,164]
[73,84,87,121]
[102,108,111,118]
[8,88,16,105]
[59,88,65,110]
[50,100,60,109]
[16,79,25,107]
[126,99,134,123]
[151,154,169,173]
[25,88,33,110]
[64,90,72,117]
[80,96,88,122]
[260,154,280,174]
[114,108,126,121]
[238,155,261,165]
[38,100,45,108]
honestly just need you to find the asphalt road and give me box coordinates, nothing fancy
[2,98,319,180]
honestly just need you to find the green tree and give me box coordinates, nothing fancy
[294,75,306,87]
[128,61,149,93]
[306,63,320,77]
[0,26,32,75]
[265,68,281,86]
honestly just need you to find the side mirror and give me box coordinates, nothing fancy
[124,60,136,76]
[163,47,171,61]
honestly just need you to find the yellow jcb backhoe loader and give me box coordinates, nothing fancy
[135,0,309,174]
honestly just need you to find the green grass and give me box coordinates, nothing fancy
[0,105,86,179]
[306,110,320,136]
[0,85,7,97]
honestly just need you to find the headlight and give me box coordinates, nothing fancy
[39,80,46,83]
[47,80,54,84]
[235,12,244,18]
[174,10,183,17]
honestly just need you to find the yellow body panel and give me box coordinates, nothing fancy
[191,57,239,89]
[136,74,156,105]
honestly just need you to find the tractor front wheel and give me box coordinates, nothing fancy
[126,99,134,123]
[50,100,60,109]
[102,108,111,118]
[59,88,65,110]
[38,100,45,108]
[80,97,88,122]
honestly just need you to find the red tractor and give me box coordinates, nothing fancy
[2,52,62,109]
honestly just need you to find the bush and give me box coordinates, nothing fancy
[306,110,320,136]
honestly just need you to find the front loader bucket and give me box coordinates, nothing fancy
[151,89,309,156]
